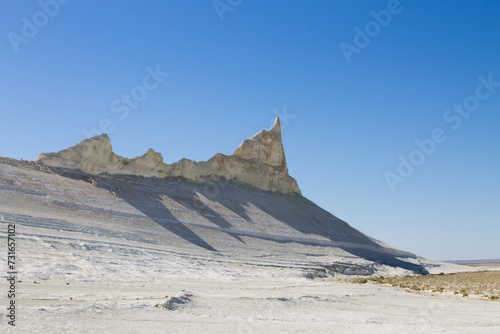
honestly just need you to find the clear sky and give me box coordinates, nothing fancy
[1,1,499,261]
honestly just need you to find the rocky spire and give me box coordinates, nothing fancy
[38,118,301,194]
[233,116,287,169]
[269,115,281,133]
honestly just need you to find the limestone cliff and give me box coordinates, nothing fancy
[37,117,301,194]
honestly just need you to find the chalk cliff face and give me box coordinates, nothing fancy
[37,117,301,194]
[233,117,287,168]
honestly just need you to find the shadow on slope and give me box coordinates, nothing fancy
[52,169,222,252]
[100,176,221,252]
[96,175,250,252]
[208,181,429,274]
[51,169,428,274]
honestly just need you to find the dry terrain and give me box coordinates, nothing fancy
[352,270,500,301]
[1,159,499,333]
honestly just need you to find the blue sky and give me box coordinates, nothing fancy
[1,0,499,260]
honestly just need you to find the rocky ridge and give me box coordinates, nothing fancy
[37,117,301,194]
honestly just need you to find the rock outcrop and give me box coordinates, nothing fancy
[37,117,301,194]
[37,135,171,177]
[233,117,287,168]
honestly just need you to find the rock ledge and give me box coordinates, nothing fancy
[38,117,301,194]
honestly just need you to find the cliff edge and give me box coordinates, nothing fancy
[37,117,301,194]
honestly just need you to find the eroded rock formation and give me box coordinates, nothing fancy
[37,117,301,194]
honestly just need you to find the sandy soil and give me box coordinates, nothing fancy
[350,270,500,301]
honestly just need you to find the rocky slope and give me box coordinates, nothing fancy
[2,117,462,276]
[37,117,300,194]
[0,156,451,276]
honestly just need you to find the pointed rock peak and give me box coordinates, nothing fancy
[232,118,287,169]
[270,116,281,133]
